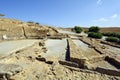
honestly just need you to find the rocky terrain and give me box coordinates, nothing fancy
[0,18,120,80]
[0,18,58,40]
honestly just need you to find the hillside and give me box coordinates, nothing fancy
[0,18,58,40]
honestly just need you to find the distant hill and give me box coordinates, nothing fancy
[83,27,120,34]
[58,27,120,34]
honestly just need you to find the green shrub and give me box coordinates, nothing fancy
[106,37,120,42]
[74,26,83,33]
[0,14,5,17]
[88,26,100,32]
[88,32,103,39]
[84,30,88,33]
[27,21,34,23]
[103,32,120,38]
[35,22,40,25]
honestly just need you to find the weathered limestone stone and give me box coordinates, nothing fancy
[0,64,22,79]
[36,57,46,62]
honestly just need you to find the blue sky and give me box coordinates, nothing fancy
[0,0,120,27]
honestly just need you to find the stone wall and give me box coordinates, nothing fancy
[68,38,87,68]
[96,67,120,76]
[101,41,120,48]
[88,55,106,64]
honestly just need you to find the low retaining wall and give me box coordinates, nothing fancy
[79,37,108,55]
[96,67,120,76]
[68,38,87,68]
[105,56,120,69]
[65,39,70,61]
[101,41,120,48]
[59,61,79,68]
[88,56,105,64]
[79,37,91,45]
[47,34,69,39]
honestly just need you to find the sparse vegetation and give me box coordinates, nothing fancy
[27,21,40,27]
[88,26,100,33]
[35,22,40,25]
[74,26,83,33]
[27,21,34,23]
[106,37,120,42]
[0,14,5,17]
[83,27,120,34]
[88,32,103,39]
[88,26,103,39]
[103,32,120,38]
[100,27,120,34]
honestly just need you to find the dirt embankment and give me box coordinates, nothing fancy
[0,18,58,40]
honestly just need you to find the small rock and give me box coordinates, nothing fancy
[46,61,53,65]
[101,45,106,49]
[0,64,22,77]
[39,42,45,46]
[36,57,46,62]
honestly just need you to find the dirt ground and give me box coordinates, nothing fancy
[0,28,120,80]
[0,39,119,80]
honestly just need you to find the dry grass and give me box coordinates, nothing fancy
[100,27,120,34]
[59,27,120,34]
[83,27,120,34]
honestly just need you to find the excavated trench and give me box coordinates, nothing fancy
[72,39,101,57]
[71,38,120,76]
[35,35,120,76]
[50,30,120,76]
[41,39,68,61]
[39,38,73,67]
[95,56,120,76]
[65,39,70,61]
[105,56,120,69]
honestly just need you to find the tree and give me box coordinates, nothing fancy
[89,26,100,32]
[74,26,83,33]
[88,32,103,39]
[106,37,119,42]
[27,21,34,23]
[35,22,40,25]
[0,14,5,17]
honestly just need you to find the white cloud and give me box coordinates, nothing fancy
[97,0,102,5]
[93,18,108,22]
[110,14,118,19]
[99,18,108,22]
[93,14,118,22]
